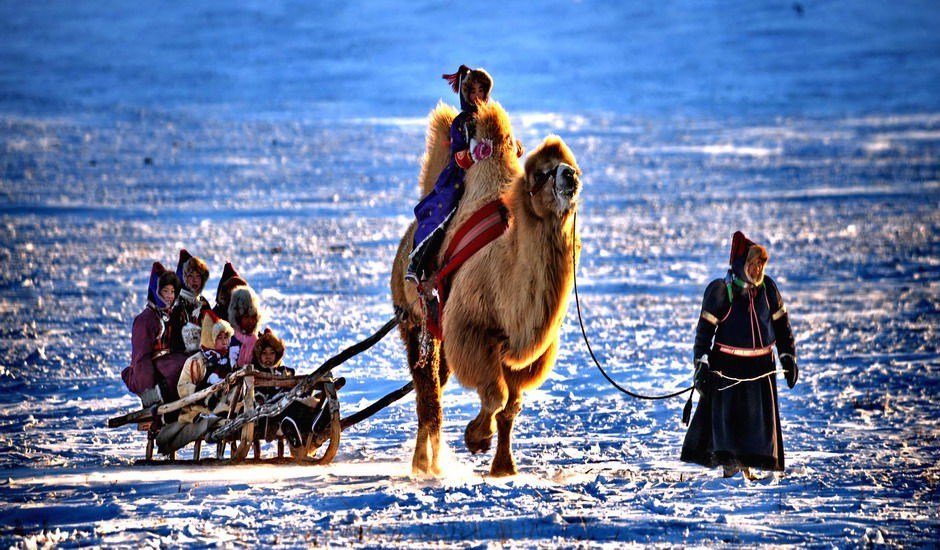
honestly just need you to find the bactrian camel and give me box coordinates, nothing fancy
[390,100,582,476]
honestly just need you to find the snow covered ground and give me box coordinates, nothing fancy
[1,1,938,547]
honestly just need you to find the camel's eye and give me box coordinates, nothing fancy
[531,167,554,195]
[536,169,553,185]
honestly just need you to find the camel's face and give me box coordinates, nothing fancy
[526,146,581,218]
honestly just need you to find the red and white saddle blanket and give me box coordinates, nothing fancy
[421,200,509,340]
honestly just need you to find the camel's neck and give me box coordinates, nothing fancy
[504,204,579,335]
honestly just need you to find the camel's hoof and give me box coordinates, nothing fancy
[489,460,518,477]
[412,461,442,477]
[464,426,492,455]
[412,464,434,476]
[412,453,430,475]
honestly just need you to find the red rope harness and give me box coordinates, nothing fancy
[424,200,509,340]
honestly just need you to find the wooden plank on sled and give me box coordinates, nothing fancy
[107,370,248,428]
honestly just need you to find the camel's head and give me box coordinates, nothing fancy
[522,135,581,218]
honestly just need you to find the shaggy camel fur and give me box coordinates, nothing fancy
[391,100,582,476]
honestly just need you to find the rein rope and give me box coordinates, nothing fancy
[571,211,694,400]
[716,369,785,391]
[571,211,784,401]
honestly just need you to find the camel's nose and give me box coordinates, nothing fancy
[556,163,579,195]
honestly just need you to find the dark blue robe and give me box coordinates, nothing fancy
[412,109,474,248]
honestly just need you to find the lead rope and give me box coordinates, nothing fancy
[715,368,785,391]
[571,211,694,401]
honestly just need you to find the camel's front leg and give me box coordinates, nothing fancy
[490,389,522,476]
[489,341,558,476]
[465,377,507,455]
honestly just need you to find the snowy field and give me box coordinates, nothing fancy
[1,1,939,548]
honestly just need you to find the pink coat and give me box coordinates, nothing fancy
[229,328,258,368]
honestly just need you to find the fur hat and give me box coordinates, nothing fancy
[729,231,769,285]
[215,262,248,305]
[746,243,769,265]
[728,231,755,267]
[147,262,181,310]
[443,65,493,111]
[228,285,262,333]
[175,249,210,293]
[253,328,285,368]
[200,309,234,349]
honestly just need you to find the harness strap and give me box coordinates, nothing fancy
[437,200,508,285]
[425,200,509,339]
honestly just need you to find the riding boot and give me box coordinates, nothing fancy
[406,226,446,283]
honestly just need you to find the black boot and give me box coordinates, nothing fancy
[406,227,446,283]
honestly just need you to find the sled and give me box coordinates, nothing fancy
[109,368,344,465]
[108,312,415,466]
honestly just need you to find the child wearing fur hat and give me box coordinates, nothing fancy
[681,231,798,479]
[247,328,337,449]
[250,329,295,439]
[155,310,236,455]
[252,329,294,377]
[176,310,236,423]
[226,285,263,368]
[406,65,523,284]
[121,262,189,408]
[169,249,211,354]
[211,262,248,322]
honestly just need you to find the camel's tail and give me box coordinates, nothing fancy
[418,101,458,197]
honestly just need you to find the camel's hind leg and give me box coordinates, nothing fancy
[408,329,444,475]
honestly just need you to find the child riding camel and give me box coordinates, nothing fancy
[406,65,523,288]
[681,231,798,479]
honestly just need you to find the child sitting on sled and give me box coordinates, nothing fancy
[211,262,248,323]
[248,329,295,439]
[121,262,188,408]
[155,310,236,455]
[253,328,294,378]
[228,285,263,368]
[168,249,211,354]
[245,328,341,449]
